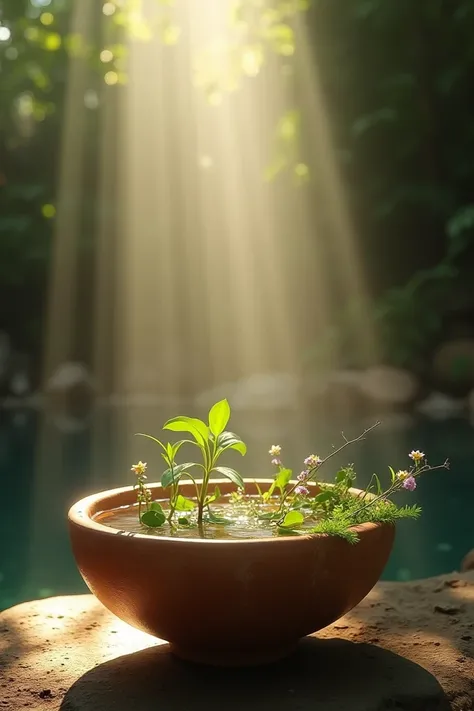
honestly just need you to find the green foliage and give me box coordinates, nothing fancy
[213,466,245,490]
[129,412,447,543]
[209,399,231,437]
[308,517,360,544]
[275,468,292,492]
[141,509,166,528]
[3,0,474,371]
[133,399,247,527]
[174,494,195,512]
[304,495,421,543]
[280,510,304,528]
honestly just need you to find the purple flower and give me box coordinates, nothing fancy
[271,458,281,467]
[403,476,417,492]
[304,454,322,469]
[295,485,309,496]
[297,470,309,482]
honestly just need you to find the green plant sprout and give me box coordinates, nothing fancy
[130,399,449,542]
[134,399,246,531]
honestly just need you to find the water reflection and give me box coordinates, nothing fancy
[0,403,472,610]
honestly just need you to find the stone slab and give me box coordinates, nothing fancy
[1,573,473,711]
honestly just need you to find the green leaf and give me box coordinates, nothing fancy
[263,481,277,501]
[314,491,334,504]
[277,526,301,536]
[258,511,281,521]
[136,433,167,450]
[228,441,247,455]
[372,474,382,495]
[209,399,231,437]
[150,502,164,514]
[205,485,221,505]
[217,431,247,456]
[280,510,304,528]
[389,466,397,484]
[178,517,190,526]
[141,510,166,528]
[206,510,232,525]
[163,417,209,446]
[213,466,245,489]
[174,494,195,512]
[161,463,197,488]
[275,468,292,492]
[336,469,347,484]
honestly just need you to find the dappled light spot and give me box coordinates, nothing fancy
[104,70,118,86]
[100,49,113,63]
[41,204,56,219]
[40,12,54,26]
[102,3,116,17]
[0,26,11,42]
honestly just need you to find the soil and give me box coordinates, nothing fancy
[0,572,473,711]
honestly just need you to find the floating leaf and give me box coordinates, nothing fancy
[150,502,164,514]
[206,510,232,525]
[213,466,245,489]
[277,526,301,536]
[174,495,195,512]
[178,517,190,526]
[141,510,166,528]
[209,399,231,437]
[281,510,304,528]
[258,511,281,521]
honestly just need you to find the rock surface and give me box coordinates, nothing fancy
[360,365,419,408]
[0,573,473,711]
[416,391,466,419]
[462,550,474,572]
[195,373,300,411]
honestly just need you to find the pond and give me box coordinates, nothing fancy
[0,404,472,611]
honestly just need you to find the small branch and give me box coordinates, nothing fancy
[308,421,381,482]
[280,421,381,507]
[349,460,450,520]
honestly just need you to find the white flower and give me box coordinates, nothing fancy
[269,445,281,457]
[409,450,425,463]
[396,470,409,481]
[131,461,147,476]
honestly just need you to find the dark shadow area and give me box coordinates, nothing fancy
[60,636,450,711]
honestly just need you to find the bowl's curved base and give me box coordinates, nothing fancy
[169,640,298,667]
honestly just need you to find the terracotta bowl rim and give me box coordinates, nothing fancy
[68,479,388,545]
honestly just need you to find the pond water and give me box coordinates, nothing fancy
[0,404,472,611]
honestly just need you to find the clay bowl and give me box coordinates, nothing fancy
[68,479,395,666]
